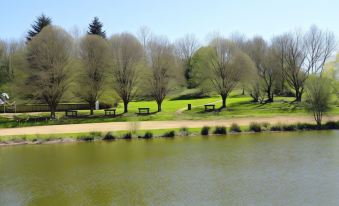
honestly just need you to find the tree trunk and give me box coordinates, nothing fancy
[90,109,94,115]
[221,95,227,109]
[294,87,302,102]
[242,88,245,95]
[50,105,56,119]
[123,101,128,113]
[157,102,162,112]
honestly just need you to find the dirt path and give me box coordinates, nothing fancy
[0,115,338,137]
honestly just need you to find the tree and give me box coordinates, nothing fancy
[78,35,109,115]
[246,37,279,102]
[175,34,199,88]
[137,26,152,49]
[146,37,175,112]
[26,14,52,42]
[88,17,106,39]
[208,37,254,109]
[26,26,71,118]
[274,26,336,101]
[109,33,143,113]
[305,76,331,127]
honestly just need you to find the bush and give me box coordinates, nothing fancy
[143,131,153,139]
[201,126,210,136]
[296,123,317,130]
[270,124,282,131]
[122,132,132,139]
[324,121,339,130]
[103,132,116,141]
[77,136,94,141]
[282,124,297,131]
[179,127,190,136]
[261,122,270,131]
[249,122,261,132]
[214,126,227,135]
[229,123,241,133]
[163,130,175,138]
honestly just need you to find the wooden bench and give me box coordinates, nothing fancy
[204,104,215,112]
[138,108,150,114]
[65,110,78,117]
[104,108,116,116]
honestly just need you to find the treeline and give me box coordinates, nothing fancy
[0,14,338,124]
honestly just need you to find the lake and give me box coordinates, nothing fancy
[1,131,339,206]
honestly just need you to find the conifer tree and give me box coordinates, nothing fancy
[88,17,106,39]
[26,14,52,42]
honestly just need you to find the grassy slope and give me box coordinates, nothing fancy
[0,94,338,128]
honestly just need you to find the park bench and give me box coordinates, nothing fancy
[104,108,116,116]
[65,110,78,117]
[204,104,215,112]
[138,107,150,114]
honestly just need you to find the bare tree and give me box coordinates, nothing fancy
[109,33,143,113]
[146,37,175,112]
[175,34,199,88]
[208,37,254,109]
[78,35,109,115]
[26,26,71,118]
[247,37,279,102]
[274,26,336,101]
[137,26,152,49]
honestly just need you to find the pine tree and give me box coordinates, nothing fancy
[26,14,52,42]
[88,17,106,39]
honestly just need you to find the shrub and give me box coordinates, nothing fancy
[249,122,261,132]
[324,121,339,130]
[261,122,270,131]
[229,123,241,133]
[214,126,227,135]
[282,124,297,131]
[179,127,189,136]
[122,132,132,139]
[78,136,94,141]
[143,131,153,139]
[296,123,317,130]
[90,132,102,138]
[270,124,282,131]
[163,130,175,138]
[201,126,210,136]
[103,132,116,141]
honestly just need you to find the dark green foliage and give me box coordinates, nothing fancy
[282,124,297,131]
[163,130,175,138]
[296,123,317,130]
[88,17,106,38]
[122,132,132,139]
[143,131,153,139]
[249,122,261,132]
[103,132,116,141]
[78,136,94,141]
[270,124,282,131]
[324,121,339,130]
[261,122,270,131]
[201,126,210,135]
[26,14,52,42]
[214,126,227,135]
[229,123,241,133]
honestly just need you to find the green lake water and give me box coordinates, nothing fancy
[1,131,339,206]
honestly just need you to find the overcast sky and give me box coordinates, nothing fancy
[0,0,338,43]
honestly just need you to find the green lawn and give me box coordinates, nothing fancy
[0,94,338,128]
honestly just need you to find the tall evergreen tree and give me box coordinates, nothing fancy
[88,17,106,39]
[26,14,52,42]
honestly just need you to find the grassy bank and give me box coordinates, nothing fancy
[1,120,338,146]
[1,95,339,128]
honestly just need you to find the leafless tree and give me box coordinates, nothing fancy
[146,37,175,112]
[137,25,152,49]
[26,26,72,118]
[274,26,336,101]
[78,35,109,115]
[208,37,254,109]
[109,33,143,113]
[175,34,199,88]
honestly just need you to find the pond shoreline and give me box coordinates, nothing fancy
[1,123,338,147]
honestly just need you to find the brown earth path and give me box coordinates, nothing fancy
[0,115,338,136]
